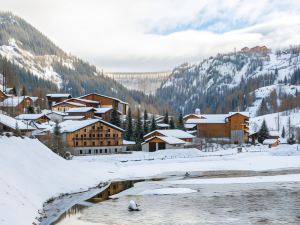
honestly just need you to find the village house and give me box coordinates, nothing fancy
[0,89,8,101]
[0,96,38,116]
[51,101,86,112]
[263,138,280,148]
[0,114,35,136]
[64,98,100,108]
[15,113,50,123]
[59,119,125,156]
[42,110,67,123]
[79,93,128,115]
[46,94,72,108]
[94,107,119,122]
[65,107,96,119]
[142,129,195,152]
[185,112,249,144]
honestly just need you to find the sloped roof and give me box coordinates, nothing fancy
[79,93,128,105]
[185,112,249,124]
[15,114,49,120]
[66,107,95,113]
[63,116,85,120]
[94,107,113,114]
[52,101,85,107]
[263,139,279,145]
[0,96,37,107]
[144,129,194,139]
[143,135,186,145]
[46,94,72,98]
[0,114,35,130]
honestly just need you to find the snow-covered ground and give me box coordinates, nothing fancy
[1,136,300,225]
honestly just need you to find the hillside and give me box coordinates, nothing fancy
[0,12,168,113]
[156,47,300,116]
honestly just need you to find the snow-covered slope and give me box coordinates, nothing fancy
[1,136,300,225]
[157,49,300,115]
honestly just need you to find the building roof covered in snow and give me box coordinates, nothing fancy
[144,129,194,139]
[46,94,72,98]
[15,114,49,121]
[0,96,37,107]
[0,114,35,130]
[66,107,95,113]
[94,107,114,114]
[263,139,279,145]
[185,112,249,124]
[63,116,85,120]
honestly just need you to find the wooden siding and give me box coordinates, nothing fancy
[65,121,123,148]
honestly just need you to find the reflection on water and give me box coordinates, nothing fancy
[56,181,300,225]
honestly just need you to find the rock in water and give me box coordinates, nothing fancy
[128,200,139,211]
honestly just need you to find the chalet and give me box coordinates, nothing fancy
[79,93,128,115]
[46,94,72,108]
[52,101,85,112]
[263,139,280,147]
[59,119,125,156]
[0,114,35,136]
[142,129,194,152]
[64,98,100,108]
[15,113,50,123]
[42,110,67,122]
[185,112,249,144]
[183,114,203,122]
[0,89,8,101]
[94,107,118,122]
[0,96,37,116]
[65,107,96,119]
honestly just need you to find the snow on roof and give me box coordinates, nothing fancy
[145,129,194,139]
[32,121,55,130]
[15,114,49,120]
[229,112,250,118]
[79,93,128,105]
[0,114,35,130]
[52,101,86,107]
[66,107,95,113]
[157,123,170,128]
[60,118,124,133]
[263,139,279,145]
[63,116,85,120]
[94,107,113,114]
[0,96,37,107]
[44,110,67,116]
[71,98,99,104]
[184,123,196,129]
[183,114,202,119]
[60,119,99,132]
[158,136,186,144]
[46,93,71,98]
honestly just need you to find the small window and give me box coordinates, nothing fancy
[108,129,111,132]
[92,142,95,146]
[105,149,107,153]
[92,125,95,129]
[84,129,87,132]
[100,149,102,153]
[84,142,87,146]
[95,149,98,154]
[79,150,83,154]
[115,148,117,153]
[108,141,111,145]
[97,134,100,137]
[88,149,91,154]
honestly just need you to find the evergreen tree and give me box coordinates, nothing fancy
[27,105,35,114]
[163,111,169,124]
[150,115,157,131]
[134,109,143,150]
[143,109,149,135]
[169,117,175,129]
[53,121,63,155]
[259,98,268,115]
[281,126,286,138]
[21,85,27,96]
[11,86,17,96]
[14,122,21,137]
[125,108,133,141]
[257,119,269,143]
[177,113,184,130]
[110,107,121,127]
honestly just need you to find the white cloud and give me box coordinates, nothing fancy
[1,0,300,71]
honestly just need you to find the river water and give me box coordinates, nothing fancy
[56,179,300,225]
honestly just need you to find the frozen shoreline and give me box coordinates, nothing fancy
[1,137,300,225]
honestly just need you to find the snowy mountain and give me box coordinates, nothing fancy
[157,47,300,116]
[0,12,168,113]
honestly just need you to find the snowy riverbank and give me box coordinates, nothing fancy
[0,136,300,225]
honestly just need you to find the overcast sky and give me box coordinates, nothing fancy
[1,0,300,72]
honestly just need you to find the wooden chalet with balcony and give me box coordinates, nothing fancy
[60,119,125,155]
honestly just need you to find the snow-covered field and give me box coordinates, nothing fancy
[1,136,300,225]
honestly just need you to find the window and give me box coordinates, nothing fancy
[89,134,92,138]
[100,149,102,153]
[75,134,78,138]
[88,149,91,154]
[84,129,87,132]
[108,141,111,145]
[92,125,95,130]
[92,142,95,146]
[76,142,78,146]
[100,141,103,145]
[108,129,111,132]
[95,149,98,154]
[105,149,107,153]
[97,134,100,137]
[84,142,87,146]
[79,150,83,154]
[115,148,117,153]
